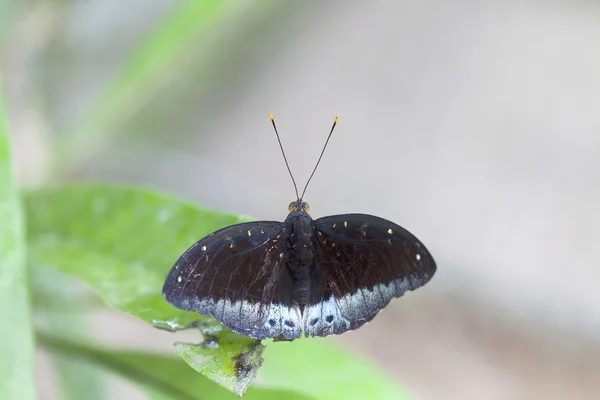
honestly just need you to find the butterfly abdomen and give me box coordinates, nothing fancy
[287,264,310,310]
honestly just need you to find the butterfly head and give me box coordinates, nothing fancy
[288,200,310,214]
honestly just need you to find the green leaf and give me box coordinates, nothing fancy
[25,184,251,330]
[32,265,103,312]
[0,76,36,398]
[32,265,105,400]
[25,184,262,393]
[0,0,22,46]
[174,321,265,396]
[54,0,238,173]
[259,339,411,400]
[39,334,314,400]
[174,329,410,399]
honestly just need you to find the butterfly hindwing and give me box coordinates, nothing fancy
[162,221,302,339]
[303,214,436,337]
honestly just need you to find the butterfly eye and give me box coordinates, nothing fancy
[288,202,297,212]
[302,202,310,213]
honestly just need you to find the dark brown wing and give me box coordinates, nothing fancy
[162,221,302,339]
[303,214,436,337]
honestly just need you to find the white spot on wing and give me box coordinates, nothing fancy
[177,276,182,282]
[388,228,393,234]
[416,253,421,260]
[201,245,207,251]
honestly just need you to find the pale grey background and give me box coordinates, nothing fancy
[5,0,600,399]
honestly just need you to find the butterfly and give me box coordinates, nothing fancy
[162,114,436,340]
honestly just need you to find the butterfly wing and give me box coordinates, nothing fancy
[162,221,302,339]
[304,214,436,337]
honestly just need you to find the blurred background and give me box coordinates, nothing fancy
[2,0,600,399]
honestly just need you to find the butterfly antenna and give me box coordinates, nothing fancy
[300,115,339,200]
[270,112,300,199]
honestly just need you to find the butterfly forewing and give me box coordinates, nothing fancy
[303,214,436,337]
[162,221,302,339]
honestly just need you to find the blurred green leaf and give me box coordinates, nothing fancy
[48,353,105,400]
[259,339,411,400]
[0,0,23,46]
[25,184,262,393]
[32,265,104,400]
[0,77,36,398]
[55,0,238,173]
[40,334,314,400]
[25,184,251,330]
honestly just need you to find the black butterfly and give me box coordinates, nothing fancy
[163,114,436,340]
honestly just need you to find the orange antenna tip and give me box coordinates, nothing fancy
[334,115,339,124]
[269,112,275,121]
